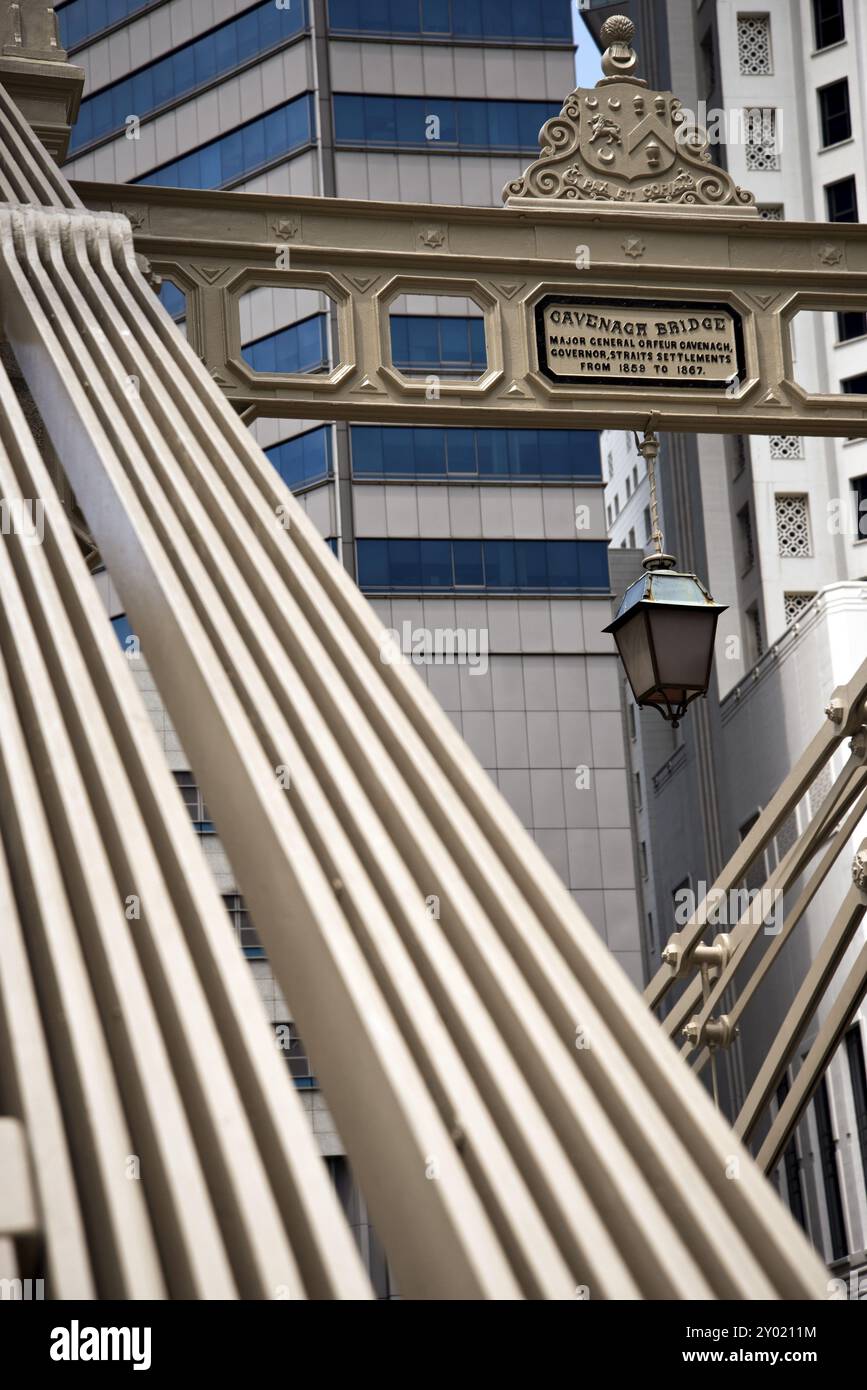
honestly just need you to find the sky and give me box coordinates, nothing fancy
[573,8,604,88]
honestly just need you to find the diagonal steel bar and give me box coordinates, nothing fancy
[757,925,867,1175]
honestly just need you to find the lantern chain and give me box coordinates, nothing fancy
[633,429,664,557]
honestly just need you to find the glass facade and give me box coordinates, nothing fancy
[351,426,601,480]
[111,613,135,648]
[327,0,573,42]
[70,1,308,152]
[158,281,186,318]
[224,893,264,958]
[356,538,609,592]
[241,314,329,374]
[56,0,154,50]
[333,94,557,150]
[265,426,332,490]
[274,1021,317,1087]
[173,771,215,834]
[134,93,314,188]
[391,315,486,373]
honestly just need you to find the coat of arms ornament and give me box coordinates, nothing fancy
[504,15,756,213]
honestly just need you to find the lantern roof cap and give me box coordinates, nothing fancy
[603,567,727,635]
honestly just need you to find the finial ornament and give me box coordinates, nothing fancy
[600,15,640,82]
[503,14,755,212]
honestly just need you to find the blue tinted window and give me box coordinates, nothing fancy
[420,540,453,586]
[56,0,154,50]
[357,539,609,592]
[111,613,135,648]
[391,315,487,372]
[469,320,486,366]
[483,540,515,589]
[158,281,186,319]
[547,431,586,477]
[456,0,484,34]
[514,540,548,588]
[350,426,601,480]
[242,314,329,374]
[381,427,407,474]
[546,543,581,588]
[446,429,476,473]
[350,424,380,474]
[577,542,610,591]
[333,94,557,150]
[476,429,507,477]
[416,427,446,476]
[358,538,389,587]
[453,540,484,586]
[327,0,572,41]
[439,318,468,363]
[265,425,332,490]
[134,94,314,188]
[422,0,451,31]
[70,3,308,149]
[487,101,519,148]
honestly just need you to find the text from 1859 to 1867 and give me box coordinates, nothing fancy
[535,297,745,390]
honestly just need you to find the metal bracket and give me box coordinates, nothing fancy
[662,931,732,978]
[683,1013,739,1050]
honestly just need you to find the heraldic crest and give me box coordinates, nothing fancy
[504,15,756,212]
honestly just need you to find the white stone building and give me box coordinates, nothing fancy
[587,0,867,1276]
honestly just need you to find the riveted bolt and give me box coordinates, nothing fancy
[682,1017,701,1045]
[826,698,845,725]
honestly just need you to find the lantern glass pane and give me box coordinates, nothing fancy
[647,607,715,687]
[615,574,650,617]
[648,574,708,606]
[615,610,655,699]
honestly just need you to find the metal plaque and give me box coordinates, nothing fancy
[535,295,745,390]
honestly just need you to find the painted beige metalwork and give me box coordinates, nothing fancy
[648,658,867,1175]
[72,177,867,438]
[67,15,866,439]
[0,9,841,1297]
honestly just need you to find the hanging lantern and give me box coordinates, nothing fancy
[604,432,727,728]
[604,554,727,727]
